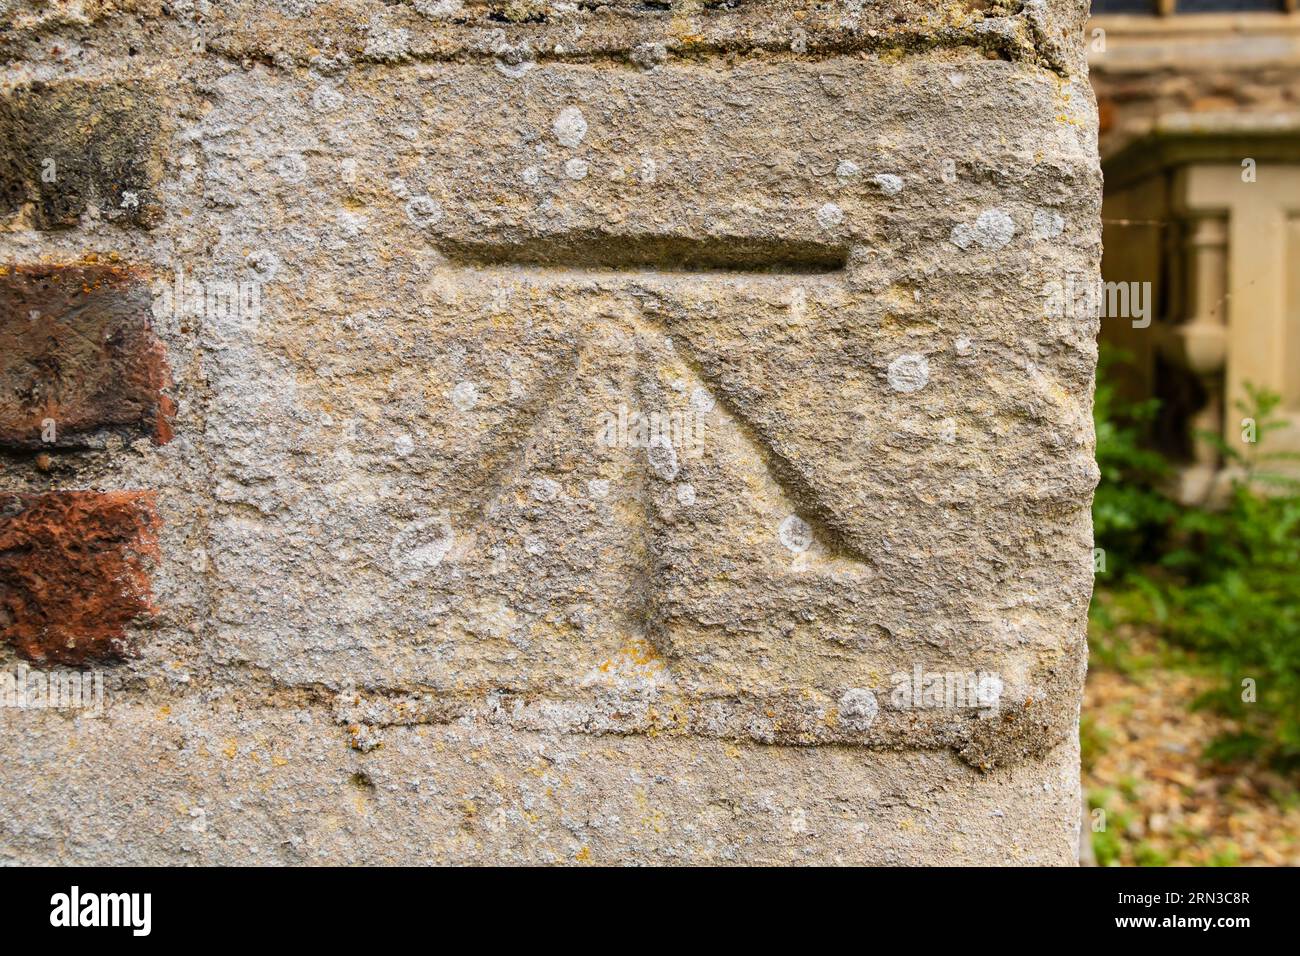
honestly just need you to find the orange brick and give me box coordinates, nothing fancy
[0,491,160,665]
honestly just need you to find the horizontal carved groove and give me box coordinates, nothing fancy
[439,232,849,275]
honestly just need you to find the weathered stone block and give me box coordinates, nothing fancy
[0,0,1100,865]
[0,80,165,230]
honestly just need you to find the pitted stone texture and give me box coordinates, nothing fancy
[0,697,1083,865]
[0,491,159,665]
[0,0,1099,865]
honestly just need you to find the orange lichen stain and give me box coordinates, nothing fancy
[597,638,665,675]
[157,704,171,719]
[574,846,592,863]
[222,739,238,759]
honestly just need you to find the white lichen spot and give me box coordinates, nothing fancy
[630,41,667,71]
[587,478,610,499]
[363,24,411,62]
[872,173,904,196]
[838,688,879,731]
[787,285,807,321]
[639,156,657,184]
[564,158,589,180]
[493,39,536,78]
[552,106,588,148]
[530,476,560,502]
[495,57,535,79]
[887,354,930,393]
[1032,207,1066,239]
[790,28,809,54]
[954,336,972,356]
[277,153,308,183]
[119,191,139,209]
[815,202,844,230]
[413,0,463,18]
[312,84,345,111]
[391,512,455,580]
[521,165,540,186]
[951,209,1016,250]
[524,536,547,556]
[394,433,415,457]
[778,515,813,553]
[835,159,860,182]
[647,435,679,482]
[405,195,443,228]
[675,483,696,506]
[246,249,281,281]
[450,380,479,411]
[948,72,966,88]
[690,386,715,414]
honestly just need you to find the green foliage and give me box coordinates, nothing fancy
[1087,789,1126,867]
[1079,713,1111,774]
[1091,350,1178,577]
[1092,363,1300,771]
[1156,391,1300,768]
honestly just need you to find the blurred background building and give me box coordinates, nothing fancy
[1089,1,1300,500]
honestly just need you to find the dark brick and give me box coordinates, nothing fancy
[0,80,164,230]
[0,263,175,449]
[0,491,160,665]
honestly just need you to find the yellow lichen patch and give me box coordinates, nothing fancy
[590,638,667,684]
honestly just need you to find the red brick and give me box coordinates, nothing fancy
[0,264,174,449]
[0,491,160,665]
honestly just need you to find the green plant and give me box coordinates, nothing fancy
[1091,349,1179,579]
[1134,842,1170,867]
[1087,789,1127,867]
[1079,713,1112,774]
[1158,386,1300,769]
[1090,361,1300,771]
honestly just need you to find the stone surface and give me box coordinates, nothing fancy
[0,0,1100,865]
